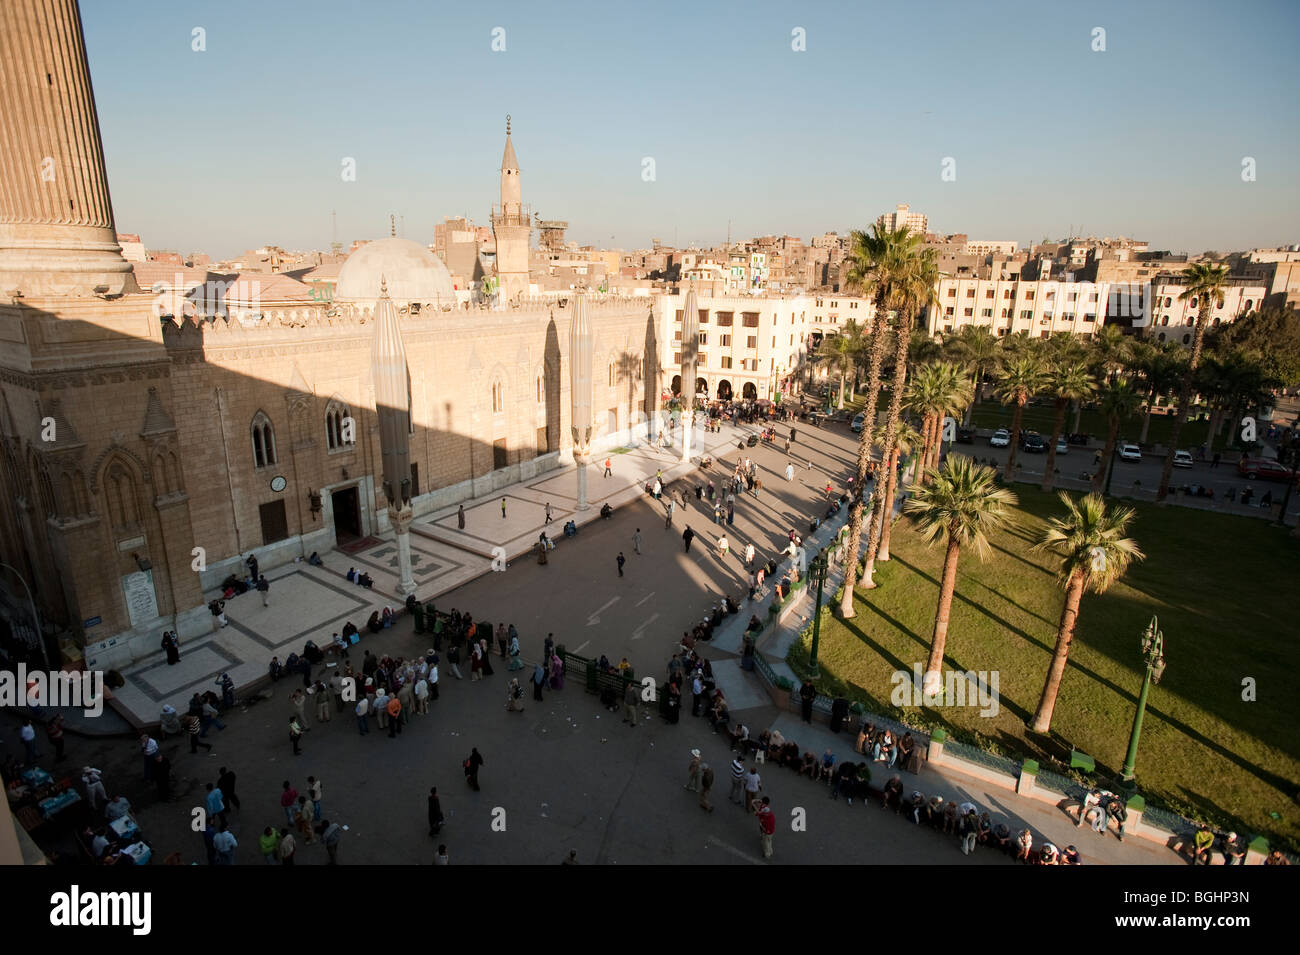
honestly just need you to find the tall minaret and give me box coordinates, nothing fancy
[491,115,531,303]
[371,276,416,596]
[0,0,136,297]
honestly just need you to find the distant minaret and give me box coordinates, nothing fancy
[491,115,531,303]
[0,0,136,297]
[370,276,416,596]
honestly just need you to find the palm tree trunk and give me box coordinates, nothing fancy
[1029,570,1087,733]
[862,311,912,586]
[838,315,890,618]
[1140,398,1154,444]
[877,447,901,561]
[918,414,934,482]
[837,369,846,410]
[1042,399,1067,491]
[1007,400,1025,474]
[1092,416,1120,494]
[1158,308,1210,501]
[1071,399,1083,435]
[963,366,979,426]
[923,532,962,695]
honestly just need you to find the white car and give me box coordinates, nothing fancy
[1120,444,1142,462]
[1055,437,1069,455]
[989,429,1010,448]
[851,413,865,433]
[1172,450,1194,468]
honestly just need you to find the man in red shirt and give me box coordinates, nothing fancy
[754,795,776,859]
[280,781,298,828]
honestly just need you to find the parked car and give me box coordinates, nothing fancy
[851,413,865,433]
[1120,444,1142,462]
[1237,456,1296,482]
[1020,431,1047,453]
[1067,432,1090,446]
[989,428,1010,448]
[956,427,975,444]
[1172,450,1194,468]
[1055,436,1069,455]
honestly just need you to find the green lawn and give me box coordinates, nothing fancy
[793,489,1300,848]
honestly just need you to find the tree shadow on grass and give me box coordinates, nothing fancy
[890,555,1046,648]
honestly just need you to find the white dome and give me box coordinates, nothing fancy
[335,237,457,306]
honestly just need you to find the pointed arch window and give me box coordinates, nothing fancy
[491,381,504,414]
[251,411,277,468]
[326,401,354,451]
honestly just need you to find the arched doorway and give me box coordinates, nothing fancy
[742,382,758,400]
[670,374,682,396]
[717,380,733,401]
[695,377,707,398]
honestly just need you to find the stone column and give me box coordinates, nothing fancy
[0,0,136,296]
[679,288,699,463]
[390,504,415,596]
[569,293,593,510]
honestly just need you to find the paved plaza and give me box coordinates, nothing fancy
[4,413,1185,865]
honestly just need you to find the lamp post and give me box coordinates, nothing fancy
[1119,615,1166,793]
[0,562,48,670]
[807,551,829,679]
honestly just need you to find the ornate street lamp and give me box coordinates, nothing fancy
[1119,615,1166,792]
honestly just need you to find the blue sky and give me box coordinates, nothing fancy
[81,0,1300,258]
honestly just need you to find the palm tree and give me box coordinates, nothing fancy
[1156,263,1229,501]
[1091,378,1142,493]
[861,247,939,588]
[993,351,1047,475]
[874,418,921,562]
[905,362,972,483]
[838,224,918,618]
[1028,492,1144,732]
[1090,325,1131,386]
[904,456,1019,695]
[816,322,860,410]
[908,328,943,367]
[947,325,1002,425]
[1041,361,1096,491]
[1129,341,1184,444]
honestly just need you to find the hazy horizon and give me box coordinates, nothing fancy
[81,0,1300,260]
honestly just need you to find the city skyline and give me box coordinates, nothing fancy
[81,0,1299,258]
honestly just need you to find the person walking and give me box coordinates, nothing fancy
[278,829,296,865]
[665,500,674,528]
[500,497,507,519]
[280,781,298,828]
[743,765,763,812]
[698,762,715,812]
[307,776,323,821]
[464,748,484,791]
[717,534,729,559]
[321,819,342,864]
[205,782,227,827]
[217,766,240,812]
[355,696,370,735]
[544,502,554,524]
[434,845,450,865]
[161,630,181,665]
[744,542,756,569]
[289,715,304,755]
[755,796,776,859]
[81,767,108,812]
[633,528,642,555]
[246,553,259,581]
[603,457,612,477]
[428,786,444,835]
[726,502,734,525]
[296,796,314,844]
[616,552,626,577]
[691,672,705,717]
[785,462,794,482]
[497,623,509,659]
[457,504,465,529]
[506,677,525,711]
[257,574,270,607]
[799,679,816,723]
[683,526,695,553]
[19,720,40,764]
[183,712,212,754]
[532,663,547,701]
[685,749,701,792]
[259,827,280,864]
[728,756,746,805]
[213,820,237,865]
[139,734,158,780]
[622,680,639,726]
[314,681,331,723]
[289,688,309,730]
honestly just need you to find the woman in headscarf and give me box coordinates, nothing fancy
[479,639,494,677]
[470,640,483,682]
[161,630,181,665]
[508,636,524,670]
[531,663,546,701]
[549,652,564,690]
[367,611,382,634]
[496,623,508,659]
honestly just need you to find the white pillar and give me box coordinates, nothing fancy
[575,452,590,511]
[391,505,416,596]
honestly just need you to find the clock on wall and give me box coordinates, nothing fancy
[270,475,287,492]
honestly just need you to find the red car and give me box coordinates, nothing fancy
[1237,456,1296,483]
